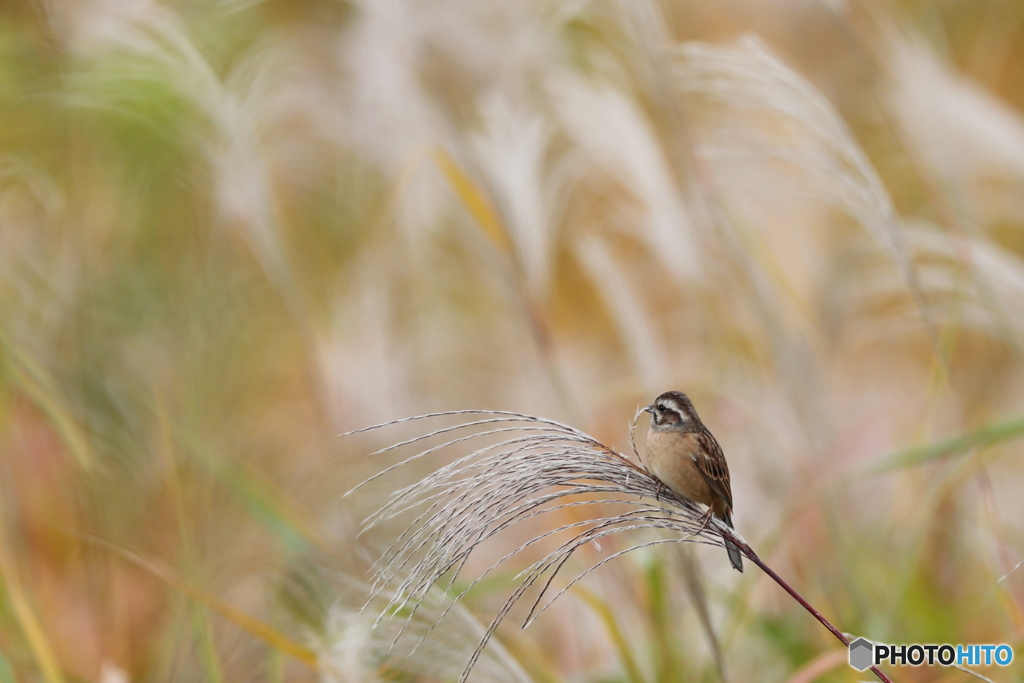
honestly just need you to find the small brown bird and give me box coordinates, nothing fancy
[644,391,743,572]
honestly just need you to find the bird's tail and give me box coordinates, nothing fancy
[718,510,744,572]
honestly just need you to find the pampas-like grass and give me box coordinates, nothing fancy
[319,585,534,683]
[345,409,894,683]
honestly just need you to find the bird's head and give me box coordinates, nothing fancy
[644,391,702,432]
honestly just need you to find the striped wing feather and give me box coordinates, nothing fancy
[694,430,733,511]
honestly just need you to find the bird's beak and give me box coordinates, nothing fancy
[643,404,654,414]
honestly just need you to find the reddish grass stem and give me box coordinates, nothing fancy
[738,540,894,683]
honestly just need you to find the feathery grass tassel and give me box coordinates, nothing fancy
[344,410,894,683]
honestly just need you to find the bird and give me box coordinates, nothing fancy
[644,391,743,572]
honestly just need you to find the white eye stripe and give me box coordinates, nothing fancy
[658,400,687,418]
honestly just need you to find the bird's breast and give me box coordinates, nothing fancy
[645,430,716,507]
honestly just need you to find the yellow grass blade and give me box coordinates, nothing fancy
[574,585,646,683]
[433,147,512,254]
[0,334,93,470]
[0,509,66,683]
[80,534,322,671]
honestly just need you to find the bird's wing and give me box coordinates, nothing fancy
[694,430,733,511]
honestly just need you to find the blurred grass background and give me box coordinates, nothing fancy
[1,0,1023,681]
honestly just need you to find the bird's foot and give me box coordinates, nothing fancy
[696,508,714,534]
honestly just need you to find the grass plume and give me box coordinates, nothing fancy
[346,410,894,683]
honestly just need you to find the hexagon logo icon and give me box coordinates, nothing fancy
[849,638,873,671]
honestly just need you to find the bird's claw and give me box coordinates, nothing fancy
[696,508,714,534]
